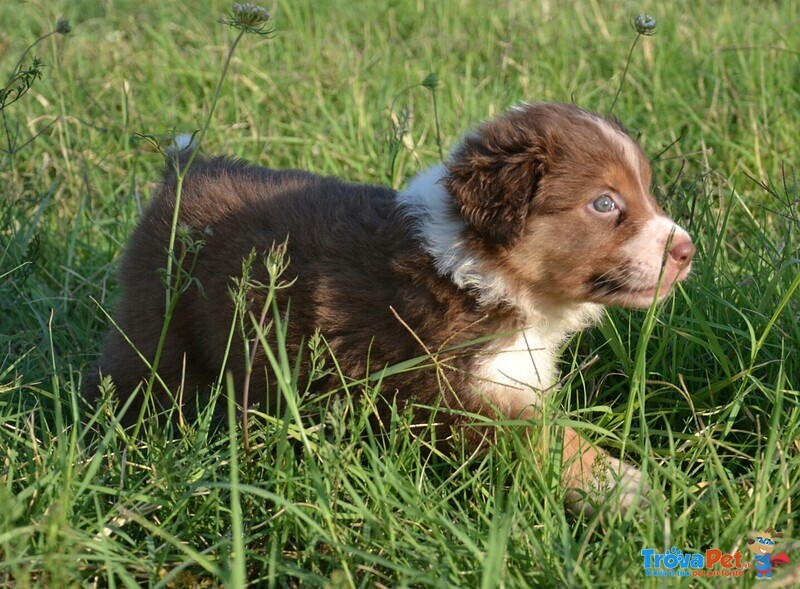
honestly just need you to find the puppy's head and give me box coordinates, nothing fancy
[443,102,695,309]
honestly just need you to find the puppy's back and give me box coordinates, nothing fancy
[88,157,400,419]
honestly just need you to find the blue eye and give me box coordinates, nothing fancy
[593,195,616,213]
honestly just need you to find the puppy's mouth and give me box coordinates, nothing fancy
[588,262,692,308]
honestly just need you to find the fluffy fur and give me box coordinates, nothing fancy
[89,102,695,514]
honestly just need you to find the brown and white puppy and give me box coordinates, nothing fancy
[89,102,694,515]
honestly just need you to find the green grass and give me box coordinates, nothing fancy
[1,0,799,587]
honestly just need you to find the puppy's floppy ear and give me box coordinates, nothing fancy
[443,118,549,248]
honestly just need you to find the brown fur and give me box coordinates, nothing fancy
[90,160,521,425]
[88,102,695,515]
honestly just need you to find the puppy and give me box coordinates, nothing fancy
[89,102,695,514]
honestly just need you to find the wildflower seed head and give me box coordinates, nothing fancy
[228,3,273,36]
[56,17,71,35]
[632,14,657,36]
[421,73,439,90]
[176,224,192,241]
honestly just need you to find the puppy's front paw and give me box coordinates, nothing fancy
[564,453,653,517]
[560,427,655,517]
[602,455,652,514]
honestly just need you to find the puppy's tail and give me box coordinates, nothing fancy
[165,132,201,174]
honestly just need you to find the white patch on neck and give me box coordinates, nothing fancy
[396,163,506,304]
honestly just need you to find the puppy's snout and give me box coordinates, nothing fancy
[669,237,696,267]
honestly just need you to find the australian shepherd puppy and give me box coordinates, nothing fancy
[89,102,695,515]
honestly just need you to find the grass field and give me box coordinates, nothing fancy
[1,0,799,587]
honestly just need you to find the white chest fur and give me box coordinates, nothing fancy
[474,304,602,418]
